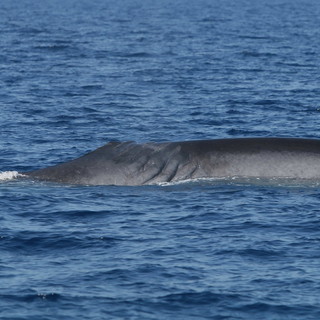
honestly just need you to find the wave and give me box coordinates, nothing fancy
[0,171,21,181]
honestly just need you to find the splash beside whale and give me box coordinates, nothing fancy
[21,138,320,186]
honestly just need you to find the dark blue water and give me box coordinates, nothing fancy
[1,0,320,319]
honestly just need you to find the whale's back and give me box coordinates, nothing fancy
[25,138,320,185]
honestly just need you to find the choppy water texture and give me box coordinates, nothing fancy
[1,0,320,319]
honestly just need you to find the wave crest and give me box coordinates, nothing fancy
[0,171,20,181]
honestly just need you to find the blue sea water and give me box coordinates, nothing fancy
[1,0,320,319]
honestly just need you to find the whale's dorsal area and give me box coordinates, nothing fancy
[24,138,320,186]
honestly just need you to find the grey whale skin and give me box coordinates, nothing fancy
[25,138,320,186]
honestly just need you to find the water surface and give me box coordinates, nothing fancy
[1,0,320,319]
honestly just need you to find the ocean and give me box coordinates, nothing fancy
[1,0,320,319]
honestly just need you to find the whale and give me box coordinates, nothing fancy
[23,138,320,186]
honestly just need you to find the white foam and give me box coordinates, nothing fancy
[0,171,21,181]
[158,177,227,186]
[158,176,320,188]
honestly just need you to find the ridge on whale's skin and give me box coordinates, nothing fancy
[24,138,320,186]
